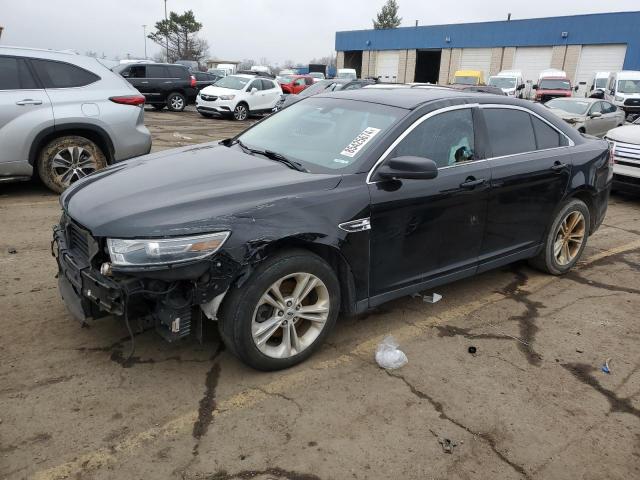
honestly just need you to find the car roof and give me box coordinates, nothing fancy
[318,87,487,109]
[616,71,640,79]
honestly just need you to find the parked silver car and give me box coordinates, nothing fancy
[0,46,152,193]
[545,98,625,137]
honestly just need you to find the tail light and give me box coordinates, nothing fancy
[109,95,146,106]
[190,75,196,88]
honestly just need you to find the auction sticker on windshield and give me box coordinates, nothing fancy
[340,127,381,158]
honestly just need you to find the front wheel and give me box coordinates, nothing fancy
[218,250,340,370]
[529,199,590,275]
[232,103,249,121]
[37,136,107,193]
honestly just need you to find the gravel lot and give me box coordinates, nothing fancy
[1,108,639,480]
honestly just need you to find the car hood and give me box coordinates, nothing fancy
[549,108,586,122]
[606,125,640,144]
[61,143,342,238]
[200,85,244,96]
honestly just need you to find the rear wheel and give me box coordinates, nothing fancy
[529,199,590,275]
[166,92,186,112]
[218,250,340,370]
[37,136,107,193]
[232,102,249,121]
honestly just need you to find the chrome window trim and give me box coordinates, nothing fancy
[366,102,576,184]
[366,104,479,184]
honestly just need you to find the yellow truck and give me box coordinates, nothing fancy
[452,70,485,86]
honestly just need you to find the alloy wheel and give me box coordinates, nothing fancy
[234,104,248,120]
[251,272,330,359]
[170,96,184,110]
[553,210,586,266]
[51,146,98,187]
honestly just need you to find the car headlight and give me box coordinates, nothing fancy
[219,95,235,100]
[107,232,230,267]
[615,95,624,102]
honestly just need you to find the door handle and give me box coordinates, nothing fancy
[551,161,568,172]
[459,177,486,189]
[16,99,43,106]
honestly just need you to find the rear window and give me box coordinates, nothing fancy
[0,56,38,90]
[167,65,189,79]
[260,79,275,90]
[146,65,168,78]
[31,59,100,88]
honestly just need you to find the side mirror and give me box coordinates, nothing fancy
[574,85,579,92]
[251,87,258,94]
[532,84,538,90]
[377,156,438,181]
[590,111,602,118]
[517,84,525,90]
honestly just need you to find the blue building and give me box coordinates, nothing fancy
[334,11,640,94]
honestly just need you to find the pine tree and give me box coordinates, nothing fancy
[373,0,402,29]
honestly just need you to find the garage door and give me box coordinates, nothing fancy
[575,44,627,97]
[514,47,553,84]
[376,51,400,83]
[460,48,492,78]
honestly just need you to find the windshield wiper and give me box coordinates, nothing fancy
[232,139,308,172]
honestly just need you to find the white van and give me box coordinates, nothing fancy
[587,72,610,97]
[251,65,272,75]
[215,63,237,77]
[488,70,525,98]
[337,68,357,80]
[605,71,640,115]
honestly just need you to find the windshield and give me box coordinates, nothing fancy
[617,79,640,94]
[214,75,250,90]
[595,78,608,89]
[209,69,225,76]
[337,71,356,79]
[237,97,404,173]
[488,77,516,89]
[453,76,479,85]
[546,99,589,115]
[539,79,571,90]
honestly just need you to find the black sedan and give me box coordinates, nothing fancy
[54,88,612,370]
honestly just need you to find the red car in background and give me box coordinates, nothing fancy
[278,75,314,94]
[533,76,578,102]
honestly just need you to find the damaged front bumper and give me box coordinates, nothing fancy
[53,218,239,342]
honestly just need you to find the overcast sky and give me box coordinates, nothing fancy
[1,0,639,65]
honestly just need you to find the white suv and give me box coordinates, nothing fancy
[196,74,282,121]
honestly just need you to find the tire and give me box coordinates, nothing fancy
[37,136,107,193]
[232,102,249,121]
[152,104,165,111]
[528,199,590,275]
[166,92,186,112]
[198,111,214,118]
[218,249,341,371]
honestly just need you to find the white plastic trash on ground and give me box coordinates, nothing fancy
[375,335,408,370]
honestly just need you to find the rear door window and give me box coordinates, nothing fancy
[391,108,476,168]
[531,116,567,149]
[0,56,38,90]
[31,59,100,88]
[146,65,168,78]
[248,80,263,91]
[261,79,274,90]
[167,65,188,79]
[129,65,145,78]
[484,108,536,157]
